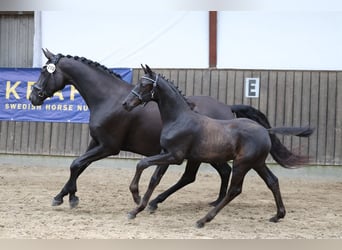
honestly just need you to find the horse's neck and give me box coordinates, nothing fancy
[60,59,131,110]
[156,80,191,122]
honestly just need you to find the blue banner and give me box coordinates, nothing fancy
[0,68,132,123]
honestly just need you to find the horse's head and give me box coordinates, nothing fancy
[122,64,158,111]
[29,49,68,106]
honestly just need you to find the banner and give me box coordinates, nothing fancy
[0,68,132,123]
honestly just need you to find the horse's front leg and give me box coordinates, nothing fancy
[128,152,183,219]
[52,139,113,208]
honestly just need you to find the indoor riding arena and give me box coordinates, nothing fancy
[0,9,341,239]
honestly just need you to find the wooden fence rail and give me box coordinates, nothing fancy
[0,68,341,165]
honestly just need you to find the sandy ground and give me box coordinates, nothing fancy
[0,160,341,239]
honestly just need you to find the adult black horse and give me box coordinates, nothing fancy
[122,66,313,227]
[30,50,303,210]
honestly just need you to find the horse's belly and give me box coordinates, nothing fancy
[189,139,235,162]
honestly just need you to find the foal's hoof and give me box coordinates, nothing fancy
[148,204,158,214]
[52,197,63,206]
[127,212,136,220]
[195,221,205,229]
[69,196,79,209]
[269,216,280,223]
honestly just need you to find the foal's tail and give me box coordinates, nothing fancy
[267,127,314,168]
[231,105,314,168]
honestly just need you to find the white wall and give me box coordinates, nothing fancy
[40,11,208,68]
[217,11,342,70]
[37,10,342,70]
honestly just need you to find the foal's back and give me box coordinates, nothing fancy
[189,115,272,164]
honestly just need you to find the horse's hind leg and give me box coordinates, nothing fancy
[208,162,231,206]
[196,164,248,228]
[254,164,286,222]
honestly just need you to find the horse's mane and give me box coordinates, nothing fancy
[57,54,122,79]
[158,74,195,110]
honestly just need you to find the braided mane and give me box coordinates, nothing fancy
[158,74,195,110]
[58,54,122,79]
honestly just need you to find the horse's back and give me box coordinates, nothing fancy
[188,96,235,120]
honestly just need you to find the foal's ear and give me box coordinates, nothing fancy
[145,64,153,76]
[141,64,147,74]
[42,48,55,60]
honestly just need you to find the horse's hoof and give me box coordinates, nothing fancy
[195,221,205,228]
[52,197,63,206]
[269,216,280,223]
[148,204,158,214]
[69,196,79,209]
[127,212,136,220]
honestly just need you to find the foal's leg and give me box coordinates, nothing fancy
[128,152,183,219]
[196,164,248,228]
[208,162,231,206]
[254,164,286,222]
[148,160,201,212]
[52,139,112,208]
[148,161,230,212]
[129,164,169,205]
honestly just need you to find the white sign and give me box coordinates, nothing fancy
[245,78,260,98]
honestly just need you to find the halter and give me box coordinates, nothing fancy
[130,75,159,105]
[32,54,63,98]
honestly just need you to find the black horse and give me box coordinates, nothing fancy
[29,49,305,210]
[122,65,313,228]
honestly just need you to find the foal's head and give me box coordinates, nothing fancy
[122,64,158,111]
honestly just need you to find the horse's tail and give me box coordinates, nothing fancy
[231,104,314,168]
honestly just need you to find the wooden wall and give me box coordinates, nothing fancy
[0,68,341,165]
[0,12,341,165]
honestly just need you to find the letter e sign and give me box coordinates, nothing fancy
[245,78,260,98]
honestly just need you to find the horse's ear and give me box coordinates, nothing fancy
[141,64,147,74]
[42,48,55,60]
[145,64,153,76]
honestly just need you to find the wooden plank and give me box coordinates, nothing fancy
[292,71,303,153]
[209,70,219,100]
[325,72,337,164]
[242,70,252,106]
[50,123,60,155]
[335,72,342,165]
[64,122,74,156]
[71,123,82,156]
[80,123,90,154]
[218,70,227,103]
[309,72,319,163]
[226,70,236,105]
[185,69,195,96]
[5,121,15,153]
[42,122,52,155]
[267,71,278,126]
[201,70,210,96]
[301,72,311,157]
[13,122,22,153]
[0,121,8,152]
[317,72,328,164]
[283,71,294,150]
[27,122,36,154]
[20,121,30,153]
[234,71,244,105]
[193,70,203,96]
[35,122,45,154]
[175,70,187,95]
[275,72,286,127]
[260,71,273,116]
